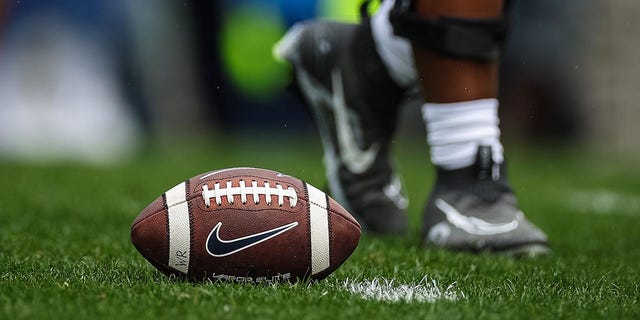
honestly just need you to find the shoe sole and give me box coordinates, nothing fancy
[425,240,551,257]
[496,243,551,258]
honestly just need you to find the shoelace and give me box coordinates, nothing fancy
[202,180,298,208]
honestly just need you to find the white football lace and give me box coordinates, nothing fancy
[201,180,298,208]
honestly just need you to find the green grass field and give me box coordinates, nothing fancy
[1,136,639,319]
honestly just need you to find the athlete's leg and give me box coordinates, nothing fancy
[274,5,410,235]
[375,0,549,254]
[412,0,503,103]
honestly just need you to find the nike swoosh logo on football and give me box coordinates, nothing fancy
[206,221,298,257]
[330,69,380,174]
[435,199,519,235]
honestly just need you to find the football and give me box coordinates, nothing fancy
[131,167,361,283]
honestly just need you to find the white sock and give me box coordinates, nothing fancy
[422,99,504,170]
[371,0,417,87]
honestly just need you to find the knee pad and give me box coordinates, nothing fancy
[389,0,514,61]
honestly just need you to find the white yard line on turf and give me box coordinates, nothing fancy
[339,276,465,303]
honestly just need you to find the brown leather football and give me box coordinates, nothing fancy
[131,167,361,283]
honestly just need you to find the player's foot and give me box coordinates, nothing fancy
[422,146,550,256]
[274,19,409,235]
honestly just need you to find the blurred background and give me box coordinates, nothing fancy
[0,0,637,164]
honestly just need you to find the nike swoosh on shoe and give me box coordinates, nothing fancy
[330,69,380,174]
[435,199,520,235]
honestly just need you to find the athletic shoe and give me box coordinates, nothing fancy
[422,146,550,256]
[274,19,409,235]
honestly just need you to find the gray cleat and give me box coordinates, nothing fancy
[422,146,550,256]
[274,19,409,235]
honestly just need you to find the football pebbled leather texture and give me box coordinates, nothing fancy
[131,167,361,282]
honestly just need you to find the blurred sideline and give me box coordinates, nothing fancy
[0,0,637,164]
